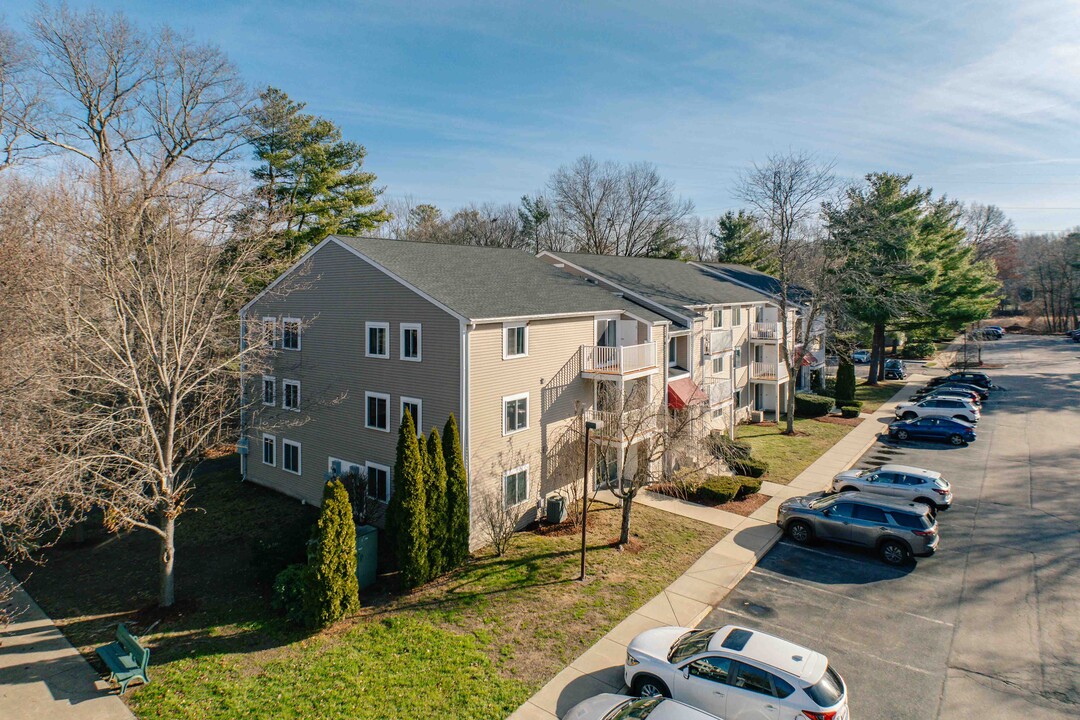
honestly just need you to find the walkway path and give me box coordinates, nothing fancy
[0,569,134,720]
[508,378,919,720]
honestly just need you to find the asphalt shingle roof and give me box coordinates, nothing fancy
[330,236,668,323]
[548,252,775,315]
[699,262,813,305]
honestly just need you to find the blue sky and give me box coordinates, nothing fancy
[11,0,1080,232]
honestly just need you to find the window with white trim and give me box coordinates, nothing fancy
[712,355,725,375]
[400,323,421,361]
[365,392,390,431]
[262,433,275,466]
[401,397,422,436]
[733,307,743,326]
[262,376,275,406]
[283,379,300,411]
[282,318,301,350]
[504,323,527,359]
[366,322,389,358]
[503,393,528,435]
[504,465,529,507]
[328,457,363,479]
[712,309,724,328]
[366,462,391,502]
[282,439,301,475]
[262,317,277,348]
[734,346,742,367]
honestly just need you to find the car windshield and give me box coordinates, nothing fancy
[808,496,837,509]
[668,629,718,663]
[805,665,845,707]
[604,697,662,720]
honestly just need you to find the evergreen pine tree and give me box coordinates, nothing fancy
[425,428,449,577]
[387,410,429,589]
[304,479,360,627]
[711,210,777,272]
[442,414,470,569]
[835,360,857,405]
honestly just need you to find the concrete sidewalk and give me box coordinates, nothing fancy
[0,569,134,720]
[508,379,919,720]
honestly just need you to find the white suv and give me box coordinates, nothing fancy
[894,396,979,424]
[625,624,849,720]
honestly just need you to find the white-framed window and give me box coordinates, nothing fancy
[503,465,529,507]
[365,322,389,358]
[262,376,275,406]
[366,461,391,502]
[262,317,277,348]
[400,323,422,362]
[282,439,301,475]
[712,355,725,375]
[712,309,724,328]
[734,346,743,367]
[282,317,301,351]
[282,379,300,411]
[328,456,363,479]
[735,389,744,407]
[365,391,390,432]
[401,397,422,436]
[733,307,743,326]
[262,433,275,466]
[596,318,617,347]
[503,323,528,359]
[503,392,529,435]
[668,338,678,367]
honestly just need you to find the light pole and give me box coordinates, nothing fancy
[580,419,603,581]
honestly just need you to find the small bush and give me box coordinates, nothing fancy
[271,564,309,626]
[795,393,834,418]
[824,378,837,397]
[735,476,763,499]
[840,405,861,419]
[901,341,935,359]
[730,456,769,478]
[696,476,741,504]
[709,432,753,462]
[844,399,864,411]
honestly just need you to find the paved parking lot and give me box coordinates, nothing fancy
[701,335,1080,719]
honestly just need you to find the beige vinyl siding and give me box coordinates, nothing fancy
[243,241,461,509]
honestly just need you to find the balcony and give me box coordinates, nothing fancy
[583,406,659,443]
[750,322,782,342]
[581,342,658,379]
[704,379,733,406]
[705,328,733,354]
[750,360,780,381]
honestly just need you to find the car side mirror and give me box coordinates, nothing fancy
[682,667,690,680]
[822,508,831,517]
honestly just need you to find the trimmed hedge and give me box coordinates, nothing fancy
[695,475,763,505]
[795,393,834,418]
[840,405,861,419]
[735,475,763,499]
[730,456,769,478]
[844,399,864,411]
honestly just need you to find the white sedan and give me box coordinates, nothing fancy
[625,624,849,720]
[565,694,722,720]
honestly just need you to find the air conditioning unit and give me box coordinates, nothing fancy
[751,410,765,423]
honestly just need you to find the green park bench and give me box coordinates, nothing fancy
[95,624,150,694]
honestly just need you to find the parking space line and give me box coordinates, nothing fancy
[747,569,955,627]
[708,605,938,677]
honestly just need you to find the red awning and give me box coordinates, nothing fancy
[667,377,709,410]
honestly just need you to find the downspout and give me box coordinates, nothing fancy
[462,320,472,542]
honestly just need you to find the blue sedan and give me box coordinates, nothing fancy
[888,417,976,446]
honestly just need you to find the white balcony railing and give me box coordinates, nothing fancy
[750,322,782,341]
[706,328,733,354]
[751,361,779,380]
[583,407,659,441]
[580,342,657,376]
[705,379,733,406]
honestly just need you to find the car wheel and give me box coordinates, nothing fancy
[879,539,911,565]
[948,433,965,446]
[633,675,671,698]
[787,520,814,544]
[902,411,917,420]
[895,429,910,441]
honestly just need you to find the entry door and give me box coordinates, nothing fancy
[596,319,617,347]
[754,384,764,411]
[617,320,637,347]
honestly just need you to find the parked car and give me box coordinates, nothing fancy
[852,349,871,363]
[778,491,939,563]
[915,381,989,402]
[912,387,982,406]
[830,463,953,510]
[565,695,722,720]
[625,624,849,720]
[888,416,976,445]
[894,396,980,423]
[928,371,993,389]
[972,327,1002,340]
[884,358,906,379]
[986,326,1005,334]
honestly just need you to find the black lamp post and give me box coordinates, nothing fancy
[580,419,603,581]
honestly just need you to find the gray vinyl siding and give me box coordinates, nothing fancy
[243,241,461,509]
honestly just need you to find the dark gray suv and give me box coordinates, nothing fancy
[777,492,939,565]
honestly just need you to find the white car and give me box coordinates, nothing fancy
[565,694,722,720]
[852,349,871,363]
[894,396,979,424]
[625,624,849,720]
[831,463,953,510]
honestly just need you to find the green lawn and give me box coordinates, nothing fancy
[17,456,725,720]
[855,381,904,412]
[737,418,855,485]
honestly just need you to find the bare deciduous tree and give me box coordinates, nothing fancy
[963,202,1016,263]
[736,152,835,433]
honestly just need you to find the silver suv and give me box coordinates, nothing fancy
[777,492,939,565]
[830,463,953,511]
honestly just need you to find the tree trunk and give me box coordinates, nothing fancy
[876,327,887,382]
[619,491,634,546]
[160,514,176,607]
[867,324,882,385]
[785,381,795,434]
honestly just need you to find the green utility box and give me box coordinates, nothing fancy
[355,524,378,589]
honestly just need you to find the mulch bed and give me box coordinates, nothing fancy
[815,415,864,427]
[650,484,772,516]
